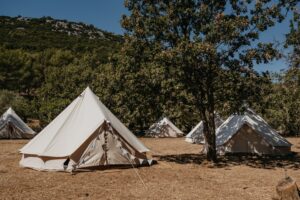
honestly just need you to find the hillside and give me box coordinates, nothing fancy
[0,16,126,124]
[0,16,123,53]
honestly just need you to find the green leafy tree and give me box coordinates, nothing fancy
[0,90,31,119]
[266,10,300,135]
[121,0,298,161]
[286,10,300,68]
[0,47,43,96]
[265,70,300,135]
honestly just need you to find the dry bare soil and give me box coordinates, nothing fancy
[0,138,300,200]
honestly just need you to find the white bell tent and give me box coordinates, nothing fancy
[185,113,223,144]
[20,87,152,171]
[0,107,35,139]
[215,109,292,155]
[145,117,183,138]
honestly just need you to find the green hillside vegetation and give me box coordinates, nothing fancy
[0,16,123,126]
[0,16,122,51]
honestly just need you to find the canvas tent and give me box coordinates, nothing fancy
[145,117,183,138]
[185,114,223,144]
[20,87,152,171]
[0,107,35,139]
[214,109,292,155]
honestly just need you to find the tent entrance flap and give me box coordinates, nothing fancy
[75,123,148,169]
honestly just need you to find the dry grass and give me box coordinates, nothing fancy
[0,138,300,200]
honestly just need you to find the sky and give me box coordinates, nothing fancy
[0,0,295,72]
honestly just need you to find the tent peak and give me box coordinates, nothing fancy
[6,107,14,114]
[85,86,92,91]
[82,86,97,96]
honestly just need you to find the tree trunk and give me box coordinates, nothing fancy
[203,68,217,162]
[203,110,217,162]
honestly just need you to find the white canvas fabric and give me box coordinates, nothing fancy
[185,121,203,143]
[145,117,183,138]
[20,87,151,171]
[185,114,223,144]
[215,109,292,155]
[0,107,35,139]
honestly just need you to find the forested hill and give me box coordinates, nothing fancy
[0,16,124,129]
[0,16,123,53]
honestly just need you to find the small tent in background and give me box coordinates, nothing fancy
[0,107,35,139]
[214,109,292,155]
[145,117,183,138]
[20,87,152,171]
[185,113,223,144]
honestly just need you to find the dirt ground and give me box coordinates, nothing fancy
[0,138,299,200]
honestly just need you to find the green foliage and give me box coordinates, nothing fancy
[120,0,298,161]
[37,62,95,122]
[0,16,123,125]
[264,11,300,135]
[264,8,300,135]
[0,16,123,57]
[0,47,43,94]
[285,10,300,68]
[0,90,31,120]
[262,69,300,135]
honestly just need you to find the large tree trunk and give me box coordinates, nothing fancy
[202,110,217,162]
[203,68,217,162]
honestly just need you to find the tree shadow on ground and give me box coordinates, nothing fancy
[155,152,300,169]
